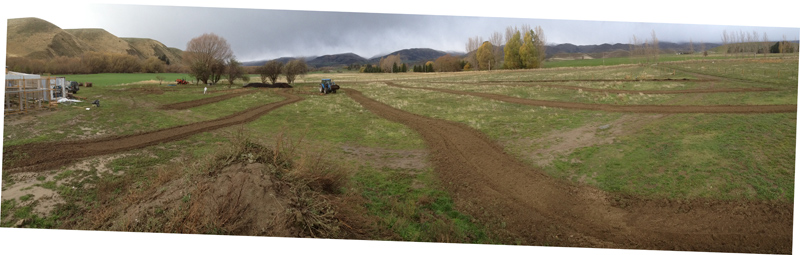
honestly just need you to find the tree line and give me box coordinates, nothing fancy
[466,24,547,71]
[254,59,309,84]
[6,52,181,75]
[355,24,546,74]
[628,30,660,64]
[720,30,796,58]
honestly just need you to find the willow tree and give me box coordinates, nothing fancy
[184,33,233,84]
[284,59,308,84]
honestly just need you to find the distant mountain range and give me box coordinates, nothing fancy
[6,17,183,64]
[244,42,727,69]
[9,17,772,71]
[546,42,722,56]
[242,48,456,68]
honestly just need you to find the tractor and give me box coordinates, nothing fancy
[176,78,189,85]
[319,79,340,94]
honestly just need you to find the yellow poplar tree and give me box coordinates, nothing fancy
[519,30,537,68]
[503,31,523,69]
[476,41,495,70]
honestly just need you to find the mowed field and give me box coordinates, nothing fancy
[1,56,798,253]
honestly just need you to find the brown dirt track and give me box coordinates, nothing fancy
[3,90,303,173]
[344,88,792,253]
[434,81,777,94]
[388,82,797,114]
[159,89,254,110]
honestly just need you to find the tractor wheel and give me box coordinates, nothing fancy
[332,89,337,94]
[320,87,324,93]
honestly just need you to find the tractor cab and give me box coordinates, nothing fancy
[319,79,340,94]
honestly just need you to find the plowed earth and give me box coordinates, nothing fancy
[388,82,797,114]
[159,90,254,110]
[3,90,303,173]
[344,88,792,253]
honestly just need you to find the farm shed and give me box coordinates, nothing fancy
[5,66,66,115]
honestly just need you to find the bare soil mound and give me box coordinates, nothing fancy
[113,162,295,236]
[388,82,796,114]
[344,88,792,253]
[159,90,253,110]
[244,83,293,88]
[3,90,303,173]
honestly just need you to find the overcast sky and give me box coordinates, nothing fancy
[3,0,800,62]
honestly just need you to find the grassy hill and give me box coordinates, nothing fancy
[6,17,182,64]
[6,17,92,58]
[64,28,132,55]
[122,38,183,65]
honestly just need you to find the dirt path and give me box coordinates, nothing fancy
[430,81,778,94]
[344,88,792,253]
[159,89,254,110]
[388,82,796,114]
[3,90,303,173]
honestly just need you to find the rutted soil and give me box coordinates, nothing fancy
[388,82,797,114]
[3,90,303,173]
[159,90,254,110]
[433,81,777,94]
[344,88,792,253]
[244,82,293,88]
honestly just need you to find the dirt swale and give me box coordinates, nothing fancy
[344,88,791,253]
[4,90,303,173]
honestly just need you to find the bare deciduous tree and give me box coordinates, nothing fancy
[721,30,730,57]
[184,33,233,84]
[224,57,246,87]
[466,36,483,68]
[489,31,504,68]
[433,54,462,72]
[780,35,787,58]
[379,55,402,73]
[534,25,546,67]
[700,40,707,57]
[284,59,308,84]
[651,30,659,63]
[259,60,284,84]
[520,24,531,35]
